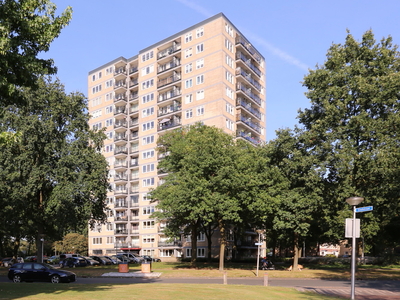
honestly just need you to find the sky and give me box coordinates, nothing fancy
[45,0,400,140]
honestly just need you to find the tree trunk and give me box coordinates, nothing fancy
[218,219,226,271]
[292,233,300,271]
[190,224,198,267]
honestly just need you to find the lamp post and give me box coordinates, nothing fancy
[255,230,264,277]
[346,196,364,300]
[40,238,44,263]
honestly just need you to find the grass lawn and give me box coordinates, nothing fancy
[0,283,346,300]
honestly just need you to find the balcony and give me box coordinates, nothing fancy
[114,107,126,116]
[115,201,128,208]
[235,36,262,64]
[158,119,181,131]
[236,131,261,145]
[158,43,181,60]
[129,79,138,88]
[236,67,262,92]
[114,80,127,92]
[114,162,128,169]
[130,159,139,168]
[114,121,127,129]
[130,118,139,128]
[236,83,262,106]
[114,147,128,155]
[130,215,139,222]
[115,67,126,76]
[158,105,181,117]
[129,66,138,74]
[130,131,139,141]
[114,216,128,222]
[236,52,262,77]
[114,93,127,103]
[114,135,127,142]
[158,57,181,74]
[114,174,128,182]
[158,88,181,103]
[129,91,139,102]
[114,229,128,235]
[237,114,262,134]
[157,74,181,89]
[158,241,182,247]
[236,97,262,120]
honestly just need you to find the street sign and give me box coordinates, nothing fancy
[345,218,360,238]
[355,206,373,213]
[255,242,263,246]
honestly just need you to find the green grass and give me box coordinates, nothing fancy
[0,283,345,300]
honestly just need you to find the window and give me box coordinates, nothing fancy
[226,71,234,84]
[225,23,234,37]
[196,75,204,85]
[196,27,204,38]
[186,248,192,257]
[92,74,96,81]
[185,63,192,74]
[105,144,113,153]
[197,248,205,257]
[142,206,155,215]
[185,48,192,58]
[107,237,113,244]
[196,105,204,116]
[185,33,192,43]
[92,122,102,130]
[226,55,234,68]
[105,118,113,126]
[106,66,113,75]
[92,109,102,118]
[225,39,233,52]
[92,84,102,94]
[142,163,155,173]
[106,131,113,139]
[141,64,154,76]
[142,50,154,62]
[196,90,204,100]
[142,93,154,104]
[142,149,155,159]
[160,249,174,257]
[142,193,150,201]
[196,58,204,69]
[105,105,113,114]
[226,103,234,115]
[92,97,101,107]
[198,232,205,241]
[142,221,155,229]
[105,92,113,101]
[98,71,102,79]
[142,178,155,187]
[142,135,154,145]
[185,109,193,119]
[142,235,155,243]
[226,87,234,99]
[142,79,154,90]
[93,238,102,245]
[105,79,113,88]
[185,94,193,104]
[196,43,204,53]
[142,107,154,117]
[142,121,154,131]
[226,119,234,130]
[106,223,113,231]
[185,79,193,89]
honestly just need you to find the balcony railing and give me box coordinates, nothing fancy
[157,74,181,89]
[114,80,126,89]
[115,67,126,76]
[129,67,138,74]
[130,160,139,167]
[114,135,127,142]
[114,229,128,235]
[114,121,127,129]
[158,119,181,131]
[114,216,128,221]
[237,97,262,119]
[114,94,126,102]
[129,79,138,88]
[114,148,128,155]
[114,162,128,169]
[114,108,126,115]
[237,114,262,134]
[236,83,262,106]
[158,43,181,60]
[236,131,261,145]
[158,89,181,103]
[236,52,262,77]
[114,175,128,181]
[130,92,139,101]
[130,119,139,127]
[236,67,262,92]
[158,58,181,74]
[235,36,262,63]
[130,131,139,140]
[130,216,139,221]
[158,241,182,247]
[158,105,181,117]
[115,202,128,208]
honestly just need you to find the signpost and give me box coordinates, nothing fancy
[355,206,373,213]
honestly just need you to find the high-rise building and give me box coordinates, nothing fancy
[87,13,266,260]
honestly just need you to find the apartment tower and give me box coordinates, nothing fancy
[87,13,266,260]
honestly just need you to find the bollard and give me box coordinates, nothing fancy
[264,273,268,286]
[223,271,227,285]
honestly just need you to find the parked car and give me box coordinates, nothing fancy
[8,262,76,283]
[82,256,100,266]
[90,256,112,265]
[24,256,48,263]
[47,255,59,264]
[109,255,124,264]
[59,257,87,268]
[104,255,118,265]
[117,253,144,263]
[142,255,161,262]
[1,257,24,267]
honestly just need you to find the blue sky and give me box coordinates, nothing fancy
[46,0,400,140]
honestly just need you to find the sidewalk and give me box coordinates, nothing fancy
[297,287,400,299]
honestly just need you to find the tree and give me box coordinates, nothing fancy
[150,123,278,270]
[298,30,400,252]
[55,233,88,255]
[263,128,324,269]
[0,77,109,260]
[0,0,72,106]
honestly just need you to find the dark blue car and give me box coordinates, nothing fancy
[59,257,87,268]
[8,262,76,283]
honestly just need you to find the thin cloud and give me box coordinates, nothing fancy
[244,31,309,71]
[174,0,213,18]
[175,0,309,71]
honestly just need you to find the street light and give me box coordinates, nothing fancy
[40,238,44,263]
[255,230,264,277]
[346,196,364,300]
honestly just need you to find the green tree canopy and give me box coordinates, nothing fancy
[299,30,400,252]
[0,77,109,259]
[0,0,72,106]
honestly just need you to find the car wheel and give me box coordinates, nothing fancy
[72,264,76,268]
[13,275,22,283]
[50,275,60,284]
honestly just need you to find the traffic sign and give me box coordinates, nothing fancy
[355,206,373,213]
[255,243,263,246]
